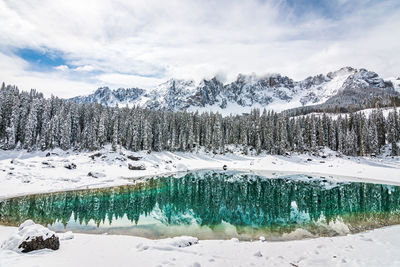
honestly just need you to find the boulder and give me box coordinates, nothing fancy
[254,251,263,257]
[127,155,142,161]
[89,153,102,160]
[88,172,106,178]
[1,220,60,253]
[19,234,59,253]
[128,163,146,170]
[64,163,77,169]
[42,162,55,168]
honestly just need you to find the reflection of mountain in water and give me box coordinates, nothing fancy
[1,171,400,236]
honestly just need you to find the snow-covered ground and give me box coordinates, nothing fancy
[1,224,400,267]
[0,146,400,266]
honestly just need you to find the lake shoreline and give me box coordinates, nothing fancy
[0,146,400,200]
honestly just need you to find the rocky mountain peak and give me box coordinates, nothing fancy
[70,67,399,113]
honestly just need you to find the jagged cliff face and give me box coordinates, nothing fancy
[71,67,398,113]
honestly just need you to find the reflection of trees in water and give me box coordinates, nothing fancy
[1,172,400,230]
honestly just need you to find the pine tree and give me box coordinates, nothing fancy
[293,119,304,152]
[376,109,386,151]
[24,100,38,150]
[367,119,379,155]
[310,116,317,151]
[328,119,336,151]
[142,117,151,151]
[188,116,194,152]
[265,116,273,153]
[278,116,288,155]
[98,111,106,147]
[212,114,222,154]
[388,109,399,156]
[6,116,16,149]
[111,108,119,151]
[240,118,248,155]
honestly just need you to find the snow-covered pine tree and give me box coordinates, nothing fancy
[60,107,72,150]
[24,99,38,151]
[111,107,119,151]
[310,116,317,152]
[277,116,288,155]
[6,116,16,149]
[98,111,106,147]
[187,115,194,152]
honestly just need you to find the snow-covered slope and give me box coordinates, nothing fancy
[390,77,400,92]
[71,67,398,113]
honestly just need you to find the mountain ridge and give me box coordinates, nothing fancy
[70,67,399,114]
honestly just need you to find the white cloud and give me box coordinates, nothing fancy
[0,53,96,97]
[0,0,399,97]
[95,73,164,90]
[55,65,69,71]
[74,65,94,72]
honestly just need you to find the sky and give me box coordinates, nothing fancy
[0,0,399,98]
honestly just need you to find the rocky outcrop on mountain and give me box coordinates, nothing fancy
[324,69,396,106]
[70,67,398,113]
[72,87,144,107]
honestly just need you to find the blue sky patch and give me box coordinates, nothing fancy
[15,47,69,71]
[283,0,343,19]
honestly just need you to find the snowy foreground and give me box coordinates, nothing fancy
[1,223,400,267]
[0,147,400,266]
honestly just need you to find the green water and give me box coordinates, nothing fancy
[1,171,400,241]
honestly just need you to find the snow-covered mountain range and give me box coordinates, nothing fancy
[71,67,399,114]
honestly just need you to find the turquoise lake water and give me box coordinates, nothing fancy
[1,171,400,240]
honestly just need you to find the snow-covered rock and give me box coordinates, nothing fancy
[253,250,263,257]
[163,236,198,248]
[59,231,74,241]
[88,172,106,178]
[1,220,60,253]
[136,236,198,252]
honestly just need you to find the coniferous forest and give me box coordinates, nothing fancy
[0,83,399,156]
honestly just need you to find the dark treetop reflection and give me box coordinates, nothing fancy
[1,171,400,240]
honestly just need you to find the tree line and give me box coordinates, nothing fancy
[0,83,399,156]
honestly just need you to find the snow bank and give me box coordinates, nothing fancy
[1,224,400,267]
[136,236,198,252]
[59,231,74,241]
[165,236,198,247]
